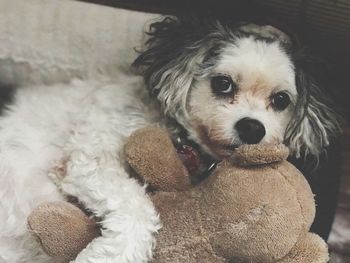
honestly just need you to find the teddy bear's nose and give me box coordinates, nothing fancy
[235,117,266,144]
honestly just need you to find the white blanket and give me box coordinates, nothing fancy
[0,0,158,86]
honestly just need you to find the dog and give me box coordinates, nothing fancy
[0,15,340,263]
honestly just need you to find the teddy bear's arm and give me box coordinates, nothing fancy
[60,153,161,263]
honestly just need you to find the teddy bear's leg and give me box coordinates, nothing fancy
[278,233,329,263]
[60,150,161,263]
[28,201,100,263]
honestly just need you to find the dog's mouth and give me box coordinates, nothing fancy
[192,123,241,159]
[222,144,239,152]
[207,143,240,159]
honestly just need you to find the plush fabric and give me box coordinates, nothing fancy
[28,202,99,263]
[126,127,329,262]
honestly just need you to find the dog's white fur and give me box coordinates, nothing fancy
[0,24,337,262]
[0,76,161,263]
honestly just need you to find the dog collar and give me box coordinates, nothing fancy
[173,134,218,185]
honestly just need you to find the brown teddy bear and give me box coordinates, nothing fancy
[28,126,329,263]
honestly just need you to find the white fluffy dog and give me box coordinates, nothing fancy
[0,15,339,263]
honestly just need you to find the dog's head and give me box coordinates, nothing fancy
[133,16,340,160]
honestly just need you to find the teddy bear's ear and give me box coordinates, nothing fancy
[125,126,192,191]
[231,144,289,166]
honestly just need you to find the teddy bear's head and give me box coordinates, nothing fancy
[125,127,320,262]
[193,144,316,262]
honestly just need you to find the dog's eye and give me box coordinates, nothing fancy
[271,92,291,111]
[211,76,236,96]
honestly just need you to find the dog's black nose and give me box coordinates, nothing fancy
[235,118,266,144]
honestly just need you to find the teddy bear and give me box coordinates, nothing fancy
[27,126,329,263]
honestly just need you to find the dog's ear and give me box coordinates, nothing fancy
[133,16,226,119]
[285,65,341,159]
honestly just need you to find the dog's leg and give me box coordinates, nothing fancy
[0,119,65,262]
[60,144,161,263]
